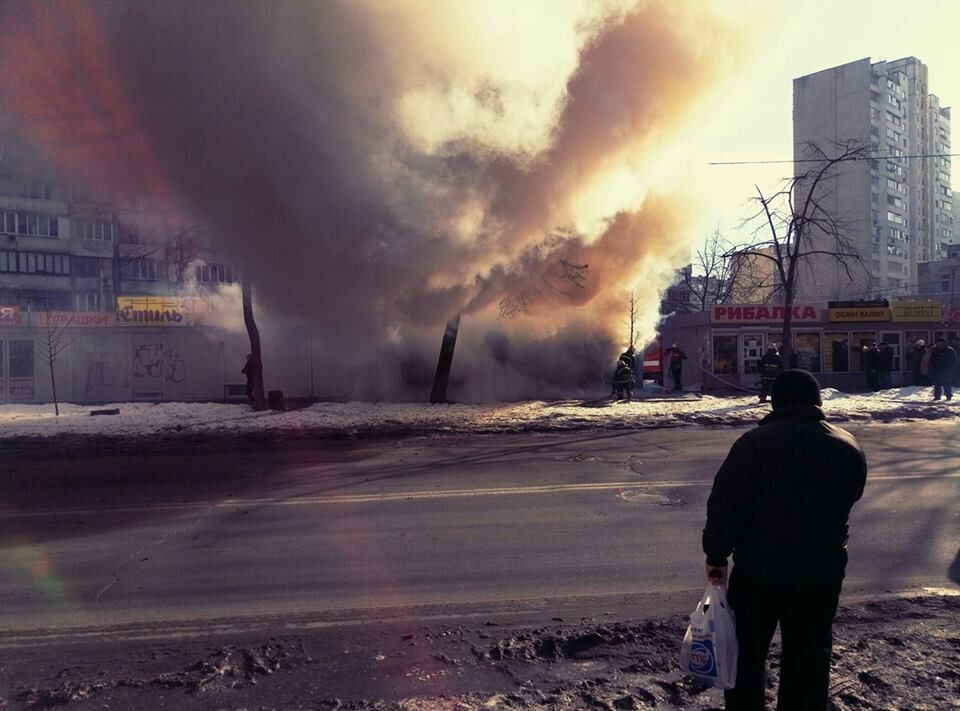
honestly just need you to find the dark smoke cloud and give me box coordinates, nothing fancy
[0,1,741,400]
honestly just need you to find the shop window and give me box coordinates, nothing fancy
[825,332,850,373]
[9,340,33,378]
[794,333,822,373]
[712,334,739,375]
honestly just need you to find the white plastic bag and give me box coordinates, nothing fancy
[679,583,738,689]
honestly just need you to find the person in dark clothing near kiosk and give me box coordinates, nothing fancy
[703,370,867,711]
[758,344,784,403]
[665,343,687,391]
[876,341,894,389]
[929,338,958,401]
[861,342,879,392]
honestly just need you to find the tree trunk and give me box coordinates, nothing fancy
[430,313,461,404]
[49,356,59,416]
[242,279,267,410]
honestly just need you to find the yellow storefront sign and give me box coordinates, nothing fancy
[116,296,209,326]
[889,301,942,322]
[828,307,890,322]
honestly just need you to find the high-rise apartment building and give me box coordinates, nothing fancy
[793,57,952,301]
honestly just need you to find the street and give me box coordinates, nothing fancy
[1,423,957,643]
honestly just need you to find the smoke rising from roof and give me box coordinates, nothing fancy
[0,1,740,400]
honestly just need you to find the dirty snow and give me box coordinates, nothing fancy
[0,386,956,440]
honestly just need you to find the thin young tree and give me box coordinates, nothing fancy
[37,311,72,416]
[726,140,870,365]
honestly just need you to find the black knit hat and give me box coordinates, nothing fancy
[771,369,822,409]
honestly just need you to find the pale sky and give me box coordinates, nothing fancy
[679,0,960,247]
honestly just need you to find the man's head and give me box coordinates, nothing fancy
[935,337,946,349]
[767,344,778,352]
[771,369,822,410]
[672,343,679,349]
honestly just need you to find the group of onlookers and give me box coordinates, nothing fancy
[907,336,959,401]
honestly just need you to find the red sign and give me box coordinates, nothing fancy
[943,305,960,324]
[0,306,21,327]
[711,304,820,323]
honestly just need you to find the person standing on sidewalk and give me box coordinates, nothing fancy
[758,344,784,403]
[929,338,958,401]
[666,343,687,391]
[702,370,868,710]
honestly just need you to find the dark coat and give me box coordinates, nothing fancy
[759,352,784,381]
[667,348,687,368]
[862,347,878,372]
[876,346,894,373]
[613,363,633,385]
[929,345,958,384]
[702,404,867,583]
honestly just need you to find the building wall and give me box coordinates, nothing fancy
[793,57,953,302]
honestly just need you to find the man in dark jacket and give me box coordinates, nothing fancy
[862,342,879,391]
[876,342,894,389]
[666,343,687,391]
[703,370,867,710]
[758,344,784,403]
[928,338,958,401]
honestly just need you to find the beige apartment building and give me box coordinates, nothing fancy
[793,57,953,301]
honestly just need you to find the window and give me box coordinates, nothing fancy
[0,210,58,237]
[74,219,114,241]
[942,278,952,293]
[794,332,822,373]
[77,292,101,311]
[887,211,905,226]
[73,256,100,278]
[889,227,904,240]
[825,333,850,373]
[26,183,52,200]
[195,262,235,284]
[887,195,904,209]
[885,111,902,127]
[887,144,904,158]
[887,178,904,193]
[0,250,70,274]
[123,258,157,280]
[712,334,739,375]
[9,340,34,378]
[885,127,901,143]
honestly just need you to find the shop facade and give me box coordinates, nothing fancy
[662,301,958,393]
[0,301,326,404]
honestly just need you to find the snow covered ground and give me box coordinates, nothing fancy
[0,385,956,440]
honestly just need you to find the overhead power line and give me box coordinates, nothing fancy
[709,152,959,166]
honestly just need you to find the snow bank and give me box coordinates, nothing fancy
[0,386,955,440]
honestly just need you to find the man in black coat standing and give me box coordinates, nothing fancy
[702,370,867,710]
[758,344,784,403]
[929,337,958,401]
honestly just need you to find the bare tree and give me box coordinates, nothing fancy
[662,228,774,315]
[726,140,870,365]
[499,256,589,318]
[36,312,72,416]
[625,290,638,349]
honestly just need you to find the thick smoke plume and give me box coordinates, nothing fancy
[0,1,740,400]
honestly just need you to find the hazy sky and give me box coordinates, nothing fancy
[685,1,959,245]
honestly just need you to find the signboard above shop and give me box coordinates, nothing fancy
[890,301,942,322]
[828,306,891,322]
[116,296,209,326]
[711,304,820,323]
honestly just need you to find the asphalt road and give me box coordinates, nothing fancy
[1,422,958,645]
